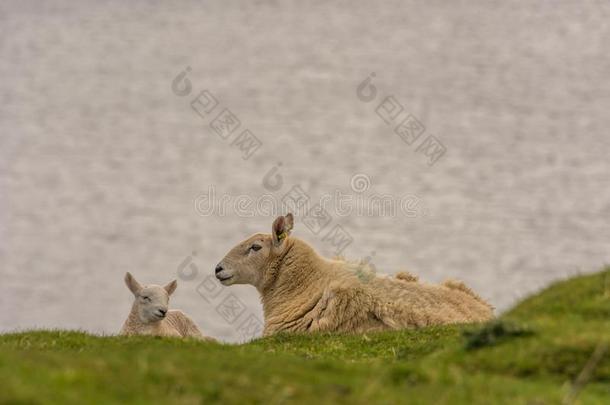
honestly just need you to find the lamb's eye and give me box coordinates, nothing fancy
[250,244,262,252]
[141,296,151,302]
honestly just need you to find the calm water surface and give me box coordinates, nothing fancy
[1,0,608,341]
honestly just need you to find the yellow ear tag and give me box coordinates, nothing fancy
[277,232,287,241]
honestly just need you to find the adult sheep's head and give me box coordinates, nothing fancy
[215,213,294,288]
[124,272,177,323]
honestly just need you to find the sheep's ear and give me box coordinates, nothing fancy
[125,272,142,296]
[164,279,178,296]
[272,213,294,247]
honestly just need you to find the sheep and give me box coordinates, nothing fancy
[121,272,215,341]
[214,213,494,336]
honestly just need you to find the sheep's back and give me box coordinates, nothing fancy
[367,275,493,324]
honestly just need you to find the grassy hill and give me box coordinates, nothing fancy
[1,269,608,404]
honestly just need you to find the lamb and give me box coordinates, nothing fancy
[214,213,494,336]
[121,272,215,341]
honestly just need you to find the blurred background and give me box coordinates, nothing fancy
[1,0,608,342]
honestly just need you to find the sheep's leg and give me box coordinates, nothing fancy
[305,287,335,332]
[308,284,381,333]
[167,310,206,339]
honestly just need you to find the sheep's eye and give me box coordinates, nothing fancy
[250,244,262,252]
[141,296,151,302]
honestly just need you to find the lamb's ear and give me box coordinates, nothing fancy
[271,213,294,247]
[164,280,178,296]
[125,272,142,296]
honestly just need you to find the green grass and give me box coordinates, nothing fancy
[2,269,609,404]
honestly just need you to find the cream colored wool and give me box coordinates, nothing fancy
[120,272,215,341]
[215,214,494,336]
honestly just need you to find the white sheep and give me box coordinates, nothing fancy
[120,272,215,341]
[214,213,494,336]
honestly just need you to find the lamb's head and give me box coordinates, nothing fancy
[124,272,178,323]
[215,213,294,287]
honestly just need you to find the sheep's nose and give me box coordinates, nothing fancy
[215,264,224,274]
[159,309,167,316]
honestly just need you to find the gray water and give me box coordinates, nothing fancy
[1,0,609,342]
